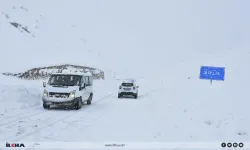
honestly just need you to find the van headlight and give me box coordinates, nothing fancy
[43,89,48,97]
[70,90,76,98]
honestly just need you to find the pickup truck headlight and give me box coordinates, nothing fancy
[43,89,48,97]
[70,90,76,98]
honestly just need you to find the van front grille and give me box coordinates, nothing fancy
[49,92,70,98]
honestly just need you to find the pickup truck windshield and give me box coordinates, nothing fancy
[48,75,81,86]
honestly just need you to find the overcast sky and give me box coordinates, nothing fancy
[1,0,250,77]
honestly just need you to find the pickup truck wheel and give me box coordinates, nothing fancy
[87,94,92,105]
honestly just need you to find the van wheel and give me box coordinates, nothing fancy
[43,103,50,109]
[80,96,84,105]
[87,94,92,105]
[118,94,122,98]
[75,98,82,110]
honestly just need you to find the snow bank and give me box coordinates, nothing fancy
[0,75,43,115]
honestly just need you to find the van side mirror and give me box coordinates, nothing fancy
[43,82,46,87]
[79,83,85,90]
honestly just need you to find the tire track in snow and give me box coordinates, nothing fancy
[45,98,116,140]
[73,88,161,135]
[11,92,117,142]
[0,109,50,126]
[63,88,163,141]
[0,105,43,120]
[0,105,83,127]
[0,110,77,141]
[0,91,117,127]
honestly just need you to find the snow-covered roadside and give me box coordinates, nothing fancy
[0,75,43,116]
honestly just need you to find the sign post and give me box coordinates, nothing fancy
[199,66,225,85]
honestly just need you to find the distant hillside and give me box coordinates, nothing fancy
[2,10,35,37]
[2,64,104,80]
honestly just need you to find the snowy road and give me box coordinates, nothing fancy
[0,78,168,143]
[0,76,249,150]
[0,79,117,142]
[0,82,159,142]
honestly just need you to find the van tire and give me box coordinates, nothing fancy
[75,98,82,110]
[87,93,92,105]
[118,94,122,98]
[80,96,84,105]
[43,103,50,109]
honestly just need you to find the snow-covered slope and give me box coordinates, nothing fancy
[1,0,250,149]
[1,0,250,77]
[2,64,105,80]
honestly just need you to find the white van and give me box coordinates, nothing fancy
[42,72,93,110]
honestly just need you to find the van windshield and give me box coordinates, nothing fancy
[48,75,81,86]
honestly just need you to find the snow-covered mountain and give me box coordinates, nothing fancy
[1,0,250,149]
[2,64,105,80]
[1,0,250,78]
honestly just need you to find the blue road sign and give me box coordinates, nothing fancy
[200,66,225,81]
